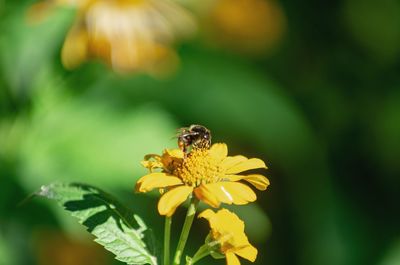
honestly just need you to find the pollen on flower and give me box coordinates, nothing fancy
[174,147,222,186]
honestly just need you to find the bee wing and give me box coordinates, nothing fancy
[177,126,190,135]
[172,127,188,140]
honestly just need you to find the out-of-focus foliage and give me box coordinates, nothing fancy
[1,0,399,265]
[343,0,400,63]
[34,230,110,265]
[0,234,13,265]
[379,239,400,265]
[18,85,178,191]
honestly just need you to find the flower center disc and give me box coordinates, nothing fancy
[175,148,221,186]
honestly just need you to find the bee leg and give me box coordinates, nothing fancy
[183,146,188,159]
[178,140,188,158]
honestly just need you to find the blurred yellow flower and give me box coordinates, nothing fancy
[136,143,269,216]
[28,0,92,23]
[204,0,286,54]
[199,208,257,265]
[30,0,195,75]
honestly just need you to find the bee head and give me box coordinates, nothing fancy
[189,125,211,148]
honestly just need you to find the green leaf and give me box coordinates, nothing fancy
[37,182,158,265]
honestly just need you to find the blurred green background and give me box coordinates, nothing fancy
[1,0,400,265]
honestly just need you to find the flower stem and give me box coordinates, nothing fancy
[185,244,211,265]
[173,197,199,265]
[164,216,172,265]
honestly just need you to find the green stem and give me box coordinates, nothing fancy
[164,216,172,265]
[173,197,199,265]
[185,244,211,265]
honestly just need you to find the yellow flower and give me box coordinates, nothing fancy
[136,143,269,216]
[203,0,286,54]
[30,0,195,75]
[27,0,93,23]
[199,208,257,265]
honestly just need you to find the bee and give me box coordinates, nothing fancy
[177,124,211,154]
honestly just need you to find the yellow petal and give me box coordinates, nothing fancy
[243,174,270,190]
[209,143,228,161]
[110,39,143,73]
[198,209,215,220]
[136,173,183,192]
[211,209,245,233]
[225,174,270,190]
[219,182,257,205]
[160,149,184,173]
[158,186,193,216]
[226,252,241,265]
[201,183,236,205]
[164,148,184,159]
[200,182,257,205]
[221,155,247,170]
[225,158,267,174]
[140,160,163,170]
[235,245,258,262]
[143,154,162,160]
[193,184,221,208]
[61,26,88,69]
